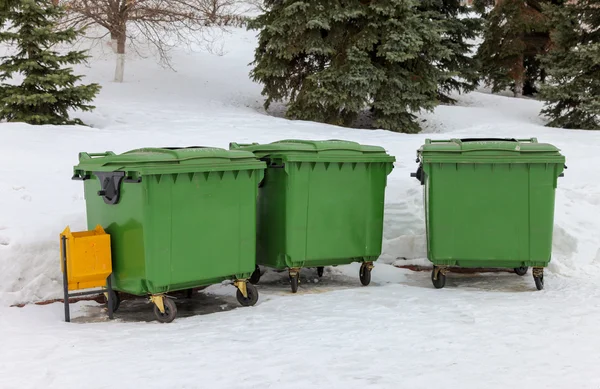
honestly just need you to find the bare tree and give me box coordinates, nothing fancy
[59,0,246,82]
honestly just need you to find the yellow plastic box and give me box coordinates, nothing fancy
[60,225,112,291]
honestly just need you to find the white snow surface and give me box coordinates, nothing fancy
[1,28,600,389]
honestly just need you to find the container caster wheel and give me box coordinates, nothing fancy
[359,263,372,286]
[432,266,446,289]
[236,282,259,306]
[514,266,528,276]
[153,297,177,323]
[317,267,324,277]
[289,270,300,293]
[104,290,120,313]
[533,268,544,290]
[249,265,261,285]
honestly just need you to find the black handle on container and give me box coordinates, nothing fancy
[460,138,518,142]
[95,172,142,205]
[411,165,424,185]
[71,172,90,181]
[459,138,537,143]
[559,164,567,178]
[160,146,204,150]
[95,171,126,205]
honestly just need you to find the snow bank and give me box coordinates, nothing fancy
[1,28,599,306]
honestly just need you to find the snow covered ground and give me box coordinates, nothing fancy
[1,28,600,388]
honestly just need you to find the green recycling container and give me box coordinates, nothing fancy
[72,147,266,322]
[411,138,565,290]
[230,140,395,292]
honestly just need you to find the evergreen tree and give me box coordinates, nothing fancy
[540,0,600,130]
[249,0,451,133]
[0,0,100,125]
[0,0,18,23]
[475,0,554,97]
[422,0,481,104]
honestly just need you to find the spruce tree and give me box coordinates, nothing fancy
[540,0,600,130]
[249,0,450,133]
[475,0,553,97]
[0,0,100,125]
[0,0,18,23]
[421,0,481,104]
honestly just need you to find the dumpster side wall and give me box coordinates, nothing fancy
[424,161,560,267]
[143,170,259,294]
[84,169,260,296]
[84,178,148,295]
[257,165,289,269]
[257,161,390,269]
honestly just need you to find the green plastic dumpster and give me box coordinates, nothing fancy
[411,138,565,291]
[72,147,266,322]
[230,140,395,292]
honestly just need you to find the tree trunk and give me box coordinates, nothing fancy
[514,78,523,98]
[114,29,126,83]
[513,55,524,98]
[110,32,118,54]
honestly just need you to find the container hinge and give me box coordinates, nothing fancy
[258,156,285,169]
[124,176,142,183]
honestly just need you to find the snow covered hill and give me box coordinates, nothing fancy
[1,28,600,389]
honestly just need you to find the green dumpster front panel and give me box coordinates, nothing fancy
[418,138,565,268]
[74,147,266,295]
[231,140,395,269]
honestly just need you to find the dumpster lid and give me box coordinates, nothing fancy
[74,147,265,174]
[420,138,562,154]
[229,140,395,162]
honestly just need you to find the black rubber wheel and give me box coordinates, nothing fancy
[290,273,299,293]
[534,275,544,291]
[317,267,324,277]
[514,266,529,276]
[359,264,371,286]
[431,268,446,289]
[249,265,261,285]
[104,290,120,313]
[153,298,177,323]
[236,283,259,306]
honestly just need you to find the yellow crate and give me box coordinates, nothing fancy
[60,225,112,291]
